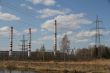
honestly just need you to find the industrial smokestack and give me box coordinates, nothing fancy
[28,28,31,57]
[54,20,57,56]
[9,26,13,56]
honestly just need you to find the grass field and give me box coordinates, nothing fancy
[0,59,110,73]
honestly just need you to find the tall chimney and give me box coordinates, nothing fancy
[28,28,31,57]
[54,20,57,56]
[9,26,13,56]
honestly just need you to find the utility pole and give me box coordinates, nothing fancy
[9,26,13,57]
[54,20,57,56]
[28,28,31,57]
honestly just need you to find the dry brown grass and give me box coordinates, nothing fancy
[0,59,110,73]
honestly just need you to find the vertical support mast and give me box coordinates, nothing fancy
[28,28,31,57]
[9,26,13,56]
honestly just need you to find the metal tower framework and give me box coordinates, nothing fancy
[94,16,102,47]
[20,35,28,52]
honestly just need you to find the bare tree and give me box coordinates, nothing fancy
[60,34,70,54]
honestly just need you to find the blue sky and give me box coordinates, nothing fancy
[0,0,110,51]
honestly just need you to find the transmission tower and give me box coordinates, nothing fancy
[9,26,13,56]
[94,16,102,47]
[20,35,28,52]
[93,16,104,59]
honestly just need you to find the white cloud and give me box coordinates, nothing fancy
[89,42,95,46]
[41,35,54,41]
[38,8,66,18]
[75,30,110,43]
[30,0,56,6]
[20,3,26,7]
[41,13,92,32]
[37,31,73,43]
[0,26,20,37]
[13,29,21,36]
[103,30,110,35]
[41,29,45,32]
[76,30,110,40]
[0,26,10,32]
[32,40,43,45]
[76,30,96,39]
[62,31,89,43]
[76,39,89,43]
[20,4,33,10]
[0,12,20,21]
[24,28,37,33]
[27,6,33,10]
[0,26,10,37]
[37,29,106,45]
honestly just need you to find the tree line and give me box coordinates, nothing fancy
[30,34,110,61]
[1,34,110,61]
